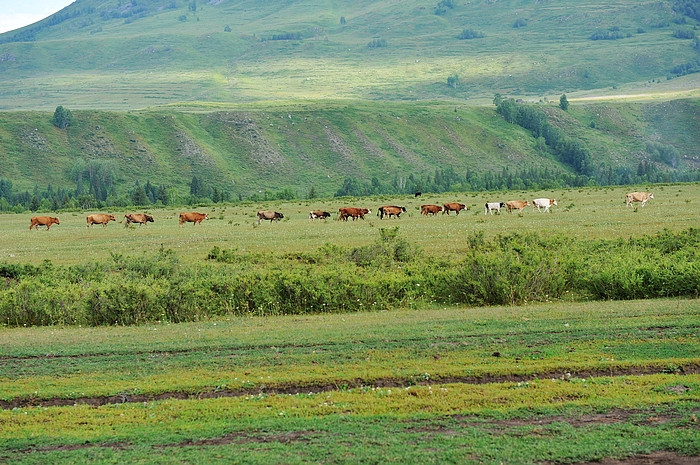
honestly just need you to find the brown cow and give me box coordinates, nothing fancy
[179,212,209,226]
[123,213,154,226]
[29,216,60,230]
[338,207,371,221]
[625,192,654,207]
[421,204,443,216]
[505,200,530,213]
[309,210,331,220]
[377,206,406,219]
[257,210,284,224]
[86,213,116,228]
[443,202,466,215]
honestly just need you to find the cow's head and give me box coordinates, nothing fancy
[52,217,60,224]
[146,215,154,222]
[109,215,116,221]
[275,212,284,219]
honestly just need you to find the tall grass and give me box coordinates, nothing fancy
[1,228,697,327]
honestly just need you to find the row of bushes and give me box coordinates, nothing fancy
[1,228,697,327]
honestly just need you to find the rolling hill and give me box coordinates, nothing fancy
[0,0,698,109]
[0,0,698,202]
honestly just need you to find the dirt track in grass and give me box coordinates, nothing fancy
[2,363,697,410]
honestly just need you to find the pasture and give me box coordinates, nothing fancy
[1,183,698,463]
[1,299,698,463]
[1,184,698,266]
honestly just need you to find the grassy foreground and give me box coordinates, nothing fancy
[1,298,699,464]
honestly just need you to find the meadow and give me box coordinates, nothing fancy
[2,183,699,265]
[1,299,698,463]
[0,183,698,463]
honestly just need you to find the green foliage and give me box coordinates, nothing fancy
[51,105,73,129]
[559,94,569,111]
[1,228,698,327]
[367,38,387,48]
[673,0,700,21]
[590,28,631,40]
[457,28,485,39]
[447,74,460,88]
[496,99,592,175]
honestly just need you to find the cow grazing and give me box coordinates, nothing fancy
[443,202,466,215]
[179,212,209,226]
[123,213,154,226]
[338,207,371,221]
[485,202,506,215]
[532,198,557,213]
[505,200,530,213]
[421,204,443,216]
[257,210,284,224]
[309,210,331,220]
[626,192,654,208]
[414,192,422,198]
[29,216,60,231]
[378,205,406,219]
[86,213,116,228]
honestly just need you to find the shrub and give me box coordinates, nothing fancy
[458,29,484,39]
[367,38,387,48]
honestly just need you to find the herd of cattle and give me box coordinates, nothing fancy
[26,192,654,230]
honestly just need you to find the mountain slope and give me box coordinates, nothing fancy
[0,0,698,110]
[0,100,697,200]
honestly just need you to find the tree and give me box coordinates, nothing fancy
[559,94,569,111]
[132,183,148,206]
[447,74,460,88]
[52,105,73,129]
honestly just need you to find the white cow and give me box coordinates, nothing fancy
[532,198,557,213]
[625,192,654,207]
[484,202,505,215]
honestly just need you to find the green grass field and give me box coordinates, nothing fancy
[0,183,698,463]
[1,299,698,464]
[1,183,697,265]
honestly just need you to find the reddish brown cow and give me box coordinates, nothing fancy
[87,213,116,228]
[505,200,530,213]
[377,206,406,219]
[123,213,154,226]
[29,216,60,230]
[338,207,371,221]
[443,202,466,215]
[421,204,443,216]
[179,212,209,226]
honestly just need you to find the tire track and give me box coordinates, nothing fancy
[2,363,697,410]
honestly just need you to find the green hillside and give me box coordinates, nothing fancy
[0,1,699,203]
[0,99,698,203]
[0,0,698,110]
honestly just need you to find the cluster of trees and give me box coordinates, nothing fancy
[268,32,303,41]
[590,27,632,40]
[434,0,455,16]
[673,0,700,22]
[495,96,592,176]
[367,38,387,48]
[458,29,485,40]
[0,171,234,213]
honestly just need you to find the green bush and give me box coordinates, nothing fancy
[0,229,698,327]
